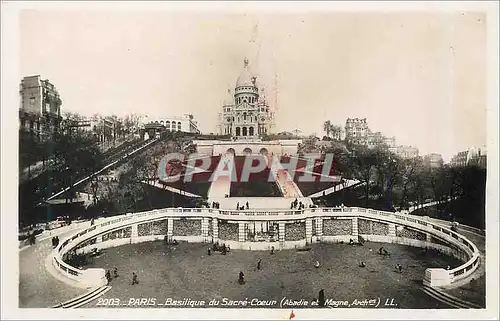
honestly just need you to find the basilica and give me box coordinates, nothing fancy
[216,58,275,138]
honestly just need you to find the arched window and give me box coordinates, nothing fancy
[236,127,241,136]
[242,127,247,136]
[243,112,247,121]
[249,127,254,136]
[166,121,171,130]
[177,122,181,131]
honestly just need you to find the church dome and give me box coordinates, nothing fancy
[235,58,256,88]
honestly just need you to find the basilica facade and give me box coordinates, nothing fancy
[216,59,275,138]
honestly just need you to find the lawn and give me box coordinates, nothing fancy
[84,241,463,309]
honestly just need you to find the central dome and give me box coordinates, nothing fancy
[235,58,256,88]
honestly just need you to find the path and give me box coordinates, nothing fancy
[19,226,88,308]
[207,197,313,210]
[144,180,201,198]
[308,179,363,198]
[207,154,233,202]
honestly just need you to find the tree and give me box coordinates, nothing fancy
[330,125,343,141]
[323,120,332,138]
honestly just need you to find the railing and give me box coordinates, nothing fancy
[51,206,481,287]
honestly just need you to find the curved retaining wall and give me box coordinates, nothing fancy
[51,207,480,289]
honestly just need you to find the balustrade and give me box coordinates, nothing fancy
[49,206,481,289]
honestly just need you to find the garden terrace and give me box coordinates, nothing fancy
[230,180,282,197]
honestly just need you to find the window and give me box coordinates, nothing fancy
[29,97,35,106]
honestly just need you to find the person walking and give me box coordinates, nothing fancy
[132,272,139,285]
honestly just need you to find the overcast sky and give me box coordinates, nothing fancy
[20,9,487,161]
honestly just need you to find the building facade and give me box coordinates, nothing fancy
[394,145,419,159]
[19,75,63,139]
[345,118,369,145]
[217,58,276,138]
[143,115,200,139]
[450,146,487,169]
[423,153,444,168]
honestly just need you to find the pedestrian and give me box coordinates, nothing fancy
[246,201,249,209]
[105,270,112,282]
[132,272,139,285]
[396,264,403,273]
[359,261,366,268]
[207,248,212,256]
[238,271,245,284]
[315,260,320,268]
[270,246,275,255]
[113,268,119,278]
[257,258,262,270]
[236,202,240,210]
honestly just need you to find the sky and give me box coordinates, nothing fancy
[20,9,488,161]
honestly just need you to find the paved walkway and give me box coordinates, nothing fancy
[209,197,313,210]
[18,219,113,308]
[19,228,86,308]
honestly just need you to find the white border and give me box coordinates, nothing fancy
[2,1,498,320]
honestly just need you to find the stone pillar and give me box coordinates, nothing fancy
[167,218,174,242]
[352,217,359,237]
[96,235,103,243]
[279,222,285,246]
[426,233,432,242]
[238,222,246,242]
[315,218,323,241]
[213,218,219,241]
[305,218,313,244]
[202,217,209,242]
[388,223,396,237]
[131,224,138,244]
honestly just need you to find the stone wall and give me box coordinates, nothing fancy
[323,219,352,236]
[173,219,202,236]
[102,226,132,240]
[285,222,306,241]
[219,222,238,240]
[359,219,389,236]
[396,226,427,241]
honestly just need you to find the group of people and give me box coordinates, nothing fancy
[236,202,250,211]
[208,241,230,255]
[105,268,139,285]
[51,236,60,248]
[211,202,221,209]
[290,199,305,210]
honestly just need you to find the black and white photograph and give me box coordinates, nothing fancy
[1,1,498,320]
